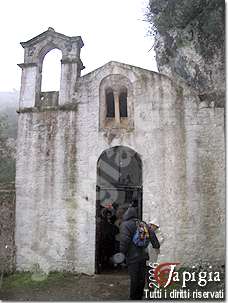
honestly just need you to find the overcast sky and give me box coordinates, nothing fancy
[0,0,157,92]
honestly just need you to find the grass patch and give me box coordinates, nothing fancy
[2,271,67,289]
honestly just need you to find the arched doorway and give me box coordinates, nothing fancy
[95,146,142,273]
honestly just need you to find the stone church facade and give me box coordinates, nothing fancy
[15,28,225,274]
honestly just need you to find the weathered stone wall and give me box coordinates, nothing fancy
[16,110,81,272]
[15,61,225,273]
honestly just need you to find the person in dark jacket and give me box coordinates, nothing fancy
[120,206,160,300]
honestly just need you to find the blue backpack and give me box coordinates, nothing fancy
[132,220,150,248]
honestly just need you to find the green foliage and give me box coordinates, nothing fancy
[0,110,17,139]
[0,114,9,139]
[0,91,18,139]
[3,272,68,289]
[146,0,225,58]
[0,159,15,183]
[147,0,223,30]
[0,112,16,183]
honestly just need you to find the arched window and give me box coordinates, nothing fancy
[99,74,133,130]
[41,49,62,92]
[106,88,115,118]
[119,89,128,118]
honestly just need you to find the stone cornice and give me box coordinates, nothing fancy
[17,103,79,113]
[17,63,37,69]
[61,58,85,70]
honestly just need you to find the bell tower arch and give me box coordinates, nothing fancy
[18,27,84,108]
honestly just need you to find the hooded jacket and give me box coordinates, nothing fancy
[119,207,160,265]
[147,228,165,266]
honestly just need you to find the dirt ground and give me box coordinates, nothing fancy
[0,271,130,301]
[0,267,225,301]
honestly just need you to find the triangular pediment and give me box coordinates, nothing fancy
[20,27,83,48]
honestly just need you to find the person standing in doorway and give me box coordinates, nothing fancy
[120,204,160,300]
[145,220,165,290]
[147,220,165,265]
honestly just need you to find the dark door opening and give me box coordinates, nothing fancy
[95,146,142,274]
